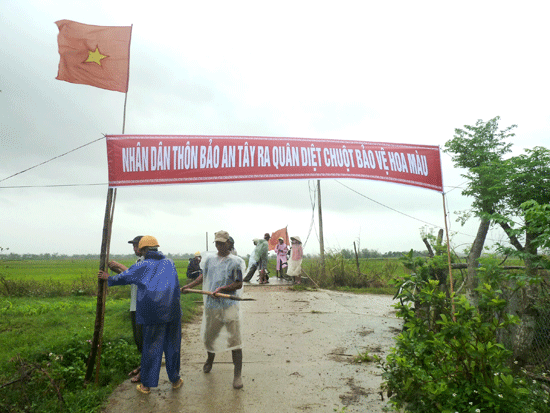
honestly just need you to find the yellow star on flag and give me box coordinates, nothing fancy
[85,47,107,65]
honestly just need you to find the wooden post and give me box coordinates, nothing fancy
[317,180,325,275]
[353,241,360,277]
[84,187,116,383]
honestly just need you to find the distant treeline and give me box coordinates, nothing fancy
[0,249,429,261]
[0,252,196,261]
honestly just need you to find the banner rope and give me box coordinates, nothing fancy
[0,136,106,184]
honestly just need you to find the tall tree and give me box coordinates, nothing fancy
[445,117,550,362]
[494,146,550,266]
[444,116,515,302]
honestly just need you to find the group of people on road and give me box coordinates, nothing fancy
[243,233,303,284]
[97,229,302,396]
[98,230,247,395]
[243,233,270,283]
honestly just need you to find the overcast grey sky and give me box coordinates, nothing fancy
[1,0,549,256]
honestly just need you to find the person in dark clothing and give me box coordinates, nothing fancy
[107,235,144,383]
[187,251,203,280]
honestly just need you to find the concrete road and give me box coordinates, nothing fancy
[102,285,401,413]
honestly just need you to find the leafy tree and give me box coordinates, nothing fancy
[444,116,515,301]
[492,147,550,271]
[445,117,550,361]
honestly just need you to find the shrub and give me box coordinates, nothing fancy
[380,269,539,412]
[0,337,139,412]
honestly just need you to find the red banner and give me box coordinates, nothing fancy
[106,135,443,192]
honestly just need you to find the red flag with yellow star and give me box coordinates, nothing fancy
[55,20,132,93]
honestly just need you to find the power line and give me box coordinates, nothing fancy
[332,179,492,243]
[303,180,317,248]
[0,183,106,189]
[0,136,106,184]
[334,180,445,229]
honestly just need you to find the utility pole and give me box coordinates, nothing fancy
[317,180,325,273]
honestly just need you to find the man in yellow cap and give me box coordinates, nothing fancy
[181,230,246,389]
[98,236,183,394]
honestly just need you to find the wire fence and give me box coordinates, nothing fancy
[528,281,550,370]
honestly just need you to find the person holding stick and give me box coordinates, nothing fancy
[181,230,246,389]
[98,236,183,395]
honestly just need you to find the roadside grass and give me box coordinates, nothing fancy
[301,253,408,292]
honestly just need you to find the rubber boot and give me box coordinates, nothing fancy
[232,349,243,389]
[203,352,215,373]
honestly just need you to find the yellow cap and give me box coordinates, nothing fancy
[138,235,159,249]
[194,251,201,257]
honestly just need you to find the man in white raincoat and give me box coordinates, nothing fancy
[181,230,246,389]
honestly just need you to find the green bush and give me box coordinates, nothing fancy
[1,337,139,412]
[380,268,542,412]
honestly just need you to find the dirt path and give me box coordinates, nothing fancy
[102,285,401,413]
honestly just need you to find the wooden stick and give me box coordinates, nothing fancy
[182,289,256,301]
[85,187,115,384]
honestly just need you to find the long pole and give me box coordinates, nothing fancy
[85,84,129,383]
[84,25,132,385]
[442,193,456,321]
[85,187,116,383]
[317,180,325,274]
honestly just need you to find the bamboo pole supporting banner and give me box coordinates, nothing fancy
[94,188,116,384]
[442,193,456,321]
[84,29,131,384]
[84,187,116,383]
[317,180,325,275]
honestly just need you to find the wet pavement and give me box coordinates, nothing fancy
[102,284,401,413]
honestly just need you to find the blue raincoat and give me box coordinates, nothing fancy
[107,250,182,388]
[108,250,181,324]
